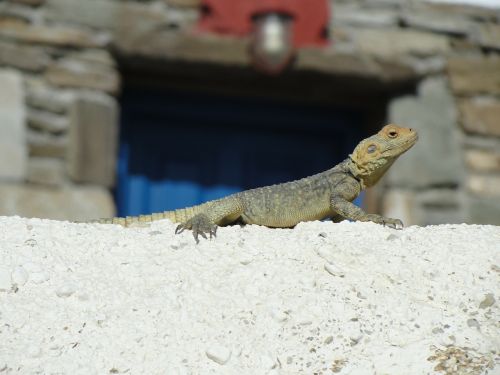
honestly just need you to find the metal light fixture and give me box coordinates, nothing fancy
[250,13,294,74]
[198,0,330,74]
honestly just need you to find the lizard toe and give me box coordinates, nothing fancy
[384,218,404,230]
[177,214,217,243]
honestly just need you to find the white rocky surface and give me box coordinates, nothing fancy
[0,216,498,374]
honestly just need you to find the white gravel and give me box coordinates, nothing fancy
[0,216,498,374]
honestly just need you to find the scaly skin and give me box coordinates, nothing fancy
[95,124,418,242]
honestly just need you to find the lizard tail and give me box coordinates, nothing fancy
[94,201,212,227]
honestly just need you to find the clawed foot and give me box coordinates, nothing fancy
[175,214,218,243]
[362,214,404,230]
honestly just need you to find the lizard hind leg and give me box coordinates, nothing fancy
[175,213,217,243]
[174,196,245,243]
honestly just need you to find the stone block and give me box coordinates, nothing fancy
[403,55,446,75]
[0,2,41,22]
[0,69,26,181]
[0,40,50,72]
[26,83,74,114]
[45,0,120,30]
[9,0,46,6]
[414,188,465,225]
[164,0,200,8]
[467,175,500,197]
[68,92,118,187]
[383,188,465,226]
[355,28,450,59]
[419,2,499,22]
[465,149,500,172]
[401,10,473,36]
[27,129,67,158]
[448,57,500,96]
[382,189,417,226]
[68,49,116,68]
[333,5,398,27]
[114,4,239,63]
[0,183,115,221]
[296,49,416,82]
[0,18,108,48]
[471,23,500,51]
[465,196,500,225]
[459,98,500,137]
[388,76,464,188]
[45,57,120,94]
[27,157,65,186]
[27,109,69,134]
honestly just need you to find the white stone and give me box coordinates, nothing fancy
[30,272,49,284]
[316,245,335,263]
[11,266,29,286]
[324,263,346,277]
[270,309,288,323]
[55,283,76,297]
[206,344,231,365]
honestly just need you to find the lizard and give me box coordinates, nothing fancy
[95,124,418,242]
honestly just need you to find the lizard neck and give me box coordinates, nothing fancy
[345,157,393,190]
[332,158,365,189]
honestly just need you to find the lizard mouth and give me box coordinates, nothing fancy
[401,132,418,151]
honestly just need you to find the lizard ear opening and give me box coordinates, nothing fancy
[367,144,377,154]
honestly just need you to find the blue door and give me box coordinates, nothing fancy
[117,88,363,216]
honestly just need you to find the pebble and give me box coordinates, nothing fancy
[270,309,288,323]
[238,254,254,265]
[324,263,346,278]
[206,344,231,365]
[478,293,495,309]
[316,246,334,263]
[55,284,76,298]
[261,354,277,369]
[386,234,400,241]
[11,266,29,286]
[298,276,316,288]
[467,318,480,329]
[31,272,49,284]
[0,267,12,291]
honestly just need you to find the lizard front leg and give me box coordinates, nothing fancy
[175,197,245,243]
[330,194,403,229]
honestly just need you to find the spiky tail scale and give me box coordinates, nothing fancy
[94,201,212,227]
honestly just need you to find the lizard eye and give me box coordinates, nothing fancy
[367,144,377,153]
[388,130,398,138]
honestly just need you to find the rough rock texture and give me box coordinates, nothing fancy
[0,218,498,374]
[0,69,27,182]
[448,57,500,95]
[459,98,500,137]
[388,77,464,188]
[465,149,500,172]
[0,184,114,221]
[68,92,118,187]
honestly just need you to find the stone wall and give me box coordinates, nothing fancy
[0,0,499,224]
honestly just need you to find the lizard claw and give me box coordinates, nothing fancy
[175,214,218,243]
[384,218,404,230]
[361,214,404,230]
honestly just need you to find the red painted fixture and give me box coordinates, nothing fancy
[198,0,330,73]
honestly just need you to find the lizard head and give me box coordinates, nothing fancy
[349,124,418,188]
